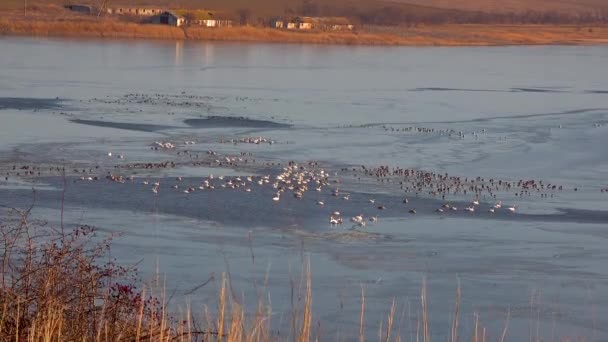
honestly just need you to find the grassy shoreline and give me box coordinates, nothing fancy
[2,19,608,46]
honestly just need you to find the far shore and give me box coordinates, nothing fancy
[1,19,608,46]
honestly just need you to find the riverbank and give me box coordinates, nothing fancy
[1,18,608,46]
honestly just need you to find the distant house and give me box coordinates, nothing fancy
[286,17,313,30]
[278,16,354,31]
[151,11,185,27]
[214,19,233,28]
[65,4,93,15]
[269,18,284,29]
[201,19,217,27]
[107,7,163,16]
[173,10,233,27]
[298,17,313,30]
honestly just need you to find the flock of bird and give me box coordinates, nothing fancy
[117,158,520,229]
[220,137,276,145]
[381,125,488,140]
[2,132,602,230]
[346,165,570,201]
[345,124,487,141]
[323,196,515,229]
[1,146,518,229]
[92,93,216,111]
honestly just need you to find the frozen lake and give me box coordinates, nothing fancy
[1,37,608,340]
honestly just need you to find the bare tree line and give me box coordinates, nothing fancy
[279,1,608,25]
[349,8,608,26]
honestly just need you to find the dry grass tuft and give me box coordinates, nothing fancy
[0,207,166,341]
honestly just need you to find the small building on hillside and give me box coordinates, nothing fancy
[276,16,354,31]
[286,17,313,30]
[213,19,233,27]
[65,4,93,15]
[173,10,233,27]
[107,7,163,16]
[151,11,185,27]
[269,18,284,29]
[298,17,313,30]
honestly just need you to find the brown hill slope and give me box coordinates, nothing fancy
[1,0,462,17]
[3,0,608,14]
[2,0,607,24]
[393,0,608,13]
[75,0,608,14]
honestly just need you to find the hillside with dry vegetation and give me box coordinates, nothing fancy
[2,0,608,25]
[1,0,608,45]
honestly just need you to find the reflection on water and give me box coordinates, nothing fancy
[174,40,183,66]
[203,42,214,66]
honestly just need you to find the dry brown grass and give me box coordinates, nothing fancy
[184,26,410,45]
[0,17,186,39]
[1,16,608,46]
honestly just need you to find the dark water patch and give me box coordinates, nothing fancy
[465,108,608,123]
[0,97,64,110]
[510,88,564,93]
[410,87,570,94]
[184,116,291,129]
[360,108,608,127]
[584,90,608,94]
[201,65,332,72]
[546,208,608,224]
[479,207,608,225]
[410,87,502,93]
[70,119,177,132]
